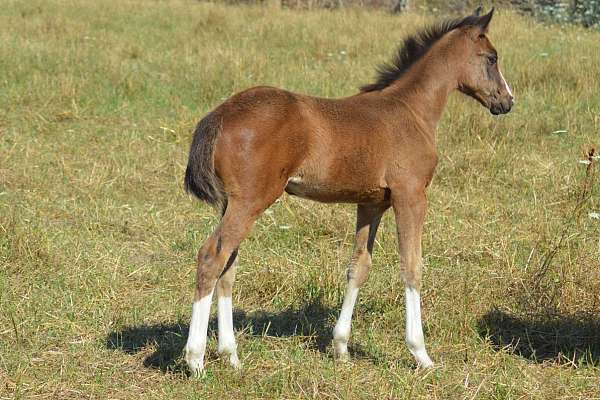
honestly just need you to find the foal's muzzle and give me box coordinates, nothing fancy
[490,96,513,115]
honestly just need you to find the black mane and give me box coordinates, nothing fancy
[360,15,482,92]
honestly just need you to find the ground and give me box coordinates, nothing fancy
[1,1,599,399]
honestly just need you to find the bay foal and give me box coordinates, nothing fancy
[183,9,513,374]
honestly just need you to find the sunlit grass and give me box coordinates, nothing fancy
[1,1,599,399]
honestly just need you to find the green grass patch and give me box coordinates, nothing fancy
[1,1,599,398]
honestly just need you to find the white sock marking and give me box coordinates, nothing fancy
[405,286,433,367]
[333,286,359,359]
[185,291,213,375]
[217,296,241,368]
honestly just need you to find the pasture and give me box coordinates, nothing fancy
[1,0,599,398]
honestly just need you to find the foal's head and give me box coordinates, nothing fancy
[361,9,514,115]
[454,9,514,115]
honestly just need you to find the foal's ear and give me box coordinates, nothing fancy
[475,8,494,33]
[472,5,483,17]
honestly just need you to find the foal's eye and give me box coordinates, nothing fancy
[487,55,498,65]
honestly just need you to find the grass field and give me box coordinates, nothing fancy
[1,1,600,399]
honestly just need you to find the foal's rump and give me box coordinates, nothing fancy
[185,86,311,210]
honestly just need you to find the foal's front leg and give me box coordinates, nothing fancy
[333,204,387,360]
[392,188,434,368]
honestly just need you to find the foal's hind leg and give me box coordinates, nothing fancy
[333,203,388,361]
[216,249,241,369]
[185,199,266,375]
[391,187,433,368]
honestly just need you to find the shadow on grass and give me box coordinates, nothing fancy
[477,309,600,365]
[106,322,189,373]
[106,298,384,373]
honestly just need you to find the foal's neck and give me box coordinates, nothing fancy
[384,56,458,140]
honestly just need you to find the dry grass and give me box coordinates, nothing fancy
[1,1,599,399]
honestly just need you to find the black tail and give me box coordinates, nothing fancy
[184,112,227,212]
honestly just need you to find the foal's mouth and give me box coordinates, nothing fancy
[490,100,512,115]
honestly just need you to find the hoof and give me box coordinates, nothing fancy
[228,353,242,370]
[333,339,350,362]
[412,349,434,369]
[185,345,205,377]
[336,351,351,363]
[218,344,242,370]
[417,358,434,369]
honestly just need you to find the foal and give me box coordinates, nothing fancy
[183,9,513,374]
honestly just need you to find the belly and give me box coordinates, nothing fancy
[284,176,389,204]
